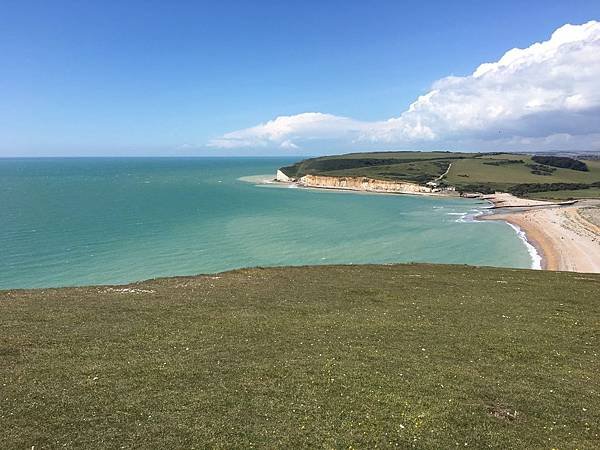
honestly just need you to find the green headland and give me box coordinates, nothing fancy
[279,151,600,199]
[2,264,599,448]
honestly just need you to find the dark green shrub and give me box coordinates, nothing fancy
[531,155,588,171]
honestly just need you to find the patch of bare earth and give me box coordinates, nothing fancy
[487,404,519,421]
[579,206,600,228]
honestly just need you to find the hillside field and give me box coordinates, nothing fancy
[2,264,599,448]
[280,152,600,199]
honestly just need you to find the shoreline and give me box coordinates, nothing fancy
[477,196,545,270]
[288,179,599,273]
[480,211,555,270]
[275,182,456,197]
[270,178,551,271]
[480,194,600,273]
[255,175,600,273]
[265,176,549,270]
[505,222,544,270]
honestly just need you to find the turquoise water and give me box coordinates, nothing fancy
[0,158,533,289]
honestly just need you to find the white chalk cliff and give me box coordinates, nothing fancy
[297,174,442,194]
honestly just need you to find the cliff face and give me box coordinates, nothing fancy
[276,170,291,182]
[298,174,436,194]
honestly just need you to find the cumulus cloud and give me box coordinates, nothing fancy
[209,21,600,152]
[208,113,367,148]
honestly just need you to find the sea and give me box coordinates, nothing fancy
[0,157,536,289]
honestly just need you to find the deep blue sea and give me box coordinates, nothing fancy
[0,157,534,289]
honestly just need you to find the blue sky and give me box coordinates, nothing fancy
[1,0,599,156]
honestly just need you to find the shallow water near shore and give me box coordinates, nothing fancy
[0,157,534,289]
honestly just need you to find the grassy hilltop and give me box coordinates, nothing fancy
[2,264,600,448]
[280,151,600,199]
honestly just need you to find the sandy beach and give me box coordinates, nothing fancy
[481,193,600,273]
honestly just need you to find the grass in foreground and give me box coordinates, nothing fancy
[1,264,599,448]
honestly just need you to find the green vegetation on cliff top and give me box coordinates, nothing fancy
[280,151,600,199]
[2,264,599,448]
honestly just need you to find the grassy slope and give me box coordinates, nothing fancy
[281,152,600,198]
[528,188,600,200]
[2,264,599,448]
[280,151,471,183]
[323,160,451,183]
[446,155,600,191]
[295,151,472,161]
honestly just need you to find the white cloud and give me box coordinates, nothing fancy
[209,21,600,152]
[209,112,367,148]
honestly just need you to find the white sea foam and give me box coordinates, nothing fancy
[449,209,485,223]
[506,223,542,270]
[237,174,276,184]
